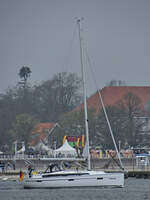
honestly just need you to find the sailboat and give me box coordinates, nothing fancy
[23,19,124,189]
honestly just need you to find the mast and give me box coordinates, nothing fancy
[77,19,91,171]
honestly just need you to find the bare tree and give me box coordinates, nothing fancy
[33,72,82,121]
[96,92,147,149]
[116,92,146,147]
[96,105,126,149]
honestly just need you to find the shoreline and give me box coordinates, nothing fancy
[0,157,150,180]
[1,168,150,181]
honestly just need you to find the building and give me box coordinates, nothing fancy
[30,122,58,151]
[76,86,150,147]
[77,86,150,113]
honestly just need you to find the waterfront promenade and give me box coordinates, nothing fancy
[0,154,150,175]
[0,156,150,181]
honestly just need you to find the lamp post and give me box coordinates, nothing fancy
[22,141,25,159]
[14,141,17,160]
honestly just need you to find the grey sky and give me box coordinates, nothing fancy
[0,0,150,96]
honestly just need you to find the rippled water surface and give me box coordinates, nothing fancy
[0,178,150,200]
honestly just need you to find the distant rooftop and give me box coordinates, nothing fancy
[76,86,150,113]
[30,122,56,146]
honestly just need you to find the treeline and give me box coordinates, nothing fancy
[0,66,149,152]
[0,67,82,151]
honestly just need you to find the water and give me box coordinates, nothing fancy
[0,178,150,200]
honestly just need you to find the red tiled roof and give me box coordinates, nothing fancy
[30,122,56,146]
[32,122,56,134]
[76,86,150,113]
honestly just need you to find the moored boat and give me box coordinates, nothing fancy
[22,19,125,189]
[23,163,124,189]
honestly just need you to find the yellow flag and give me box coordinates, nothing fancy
[76,137,80,147]
[63,136,66,144]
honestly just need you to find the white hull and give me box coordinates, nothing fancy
[23,170,124,189]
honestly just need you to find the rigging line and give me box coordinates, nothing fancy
[62,22,78,73]
[84,47,124,171]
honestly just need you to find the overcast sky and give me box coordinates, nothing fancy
[0,0,150,96]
